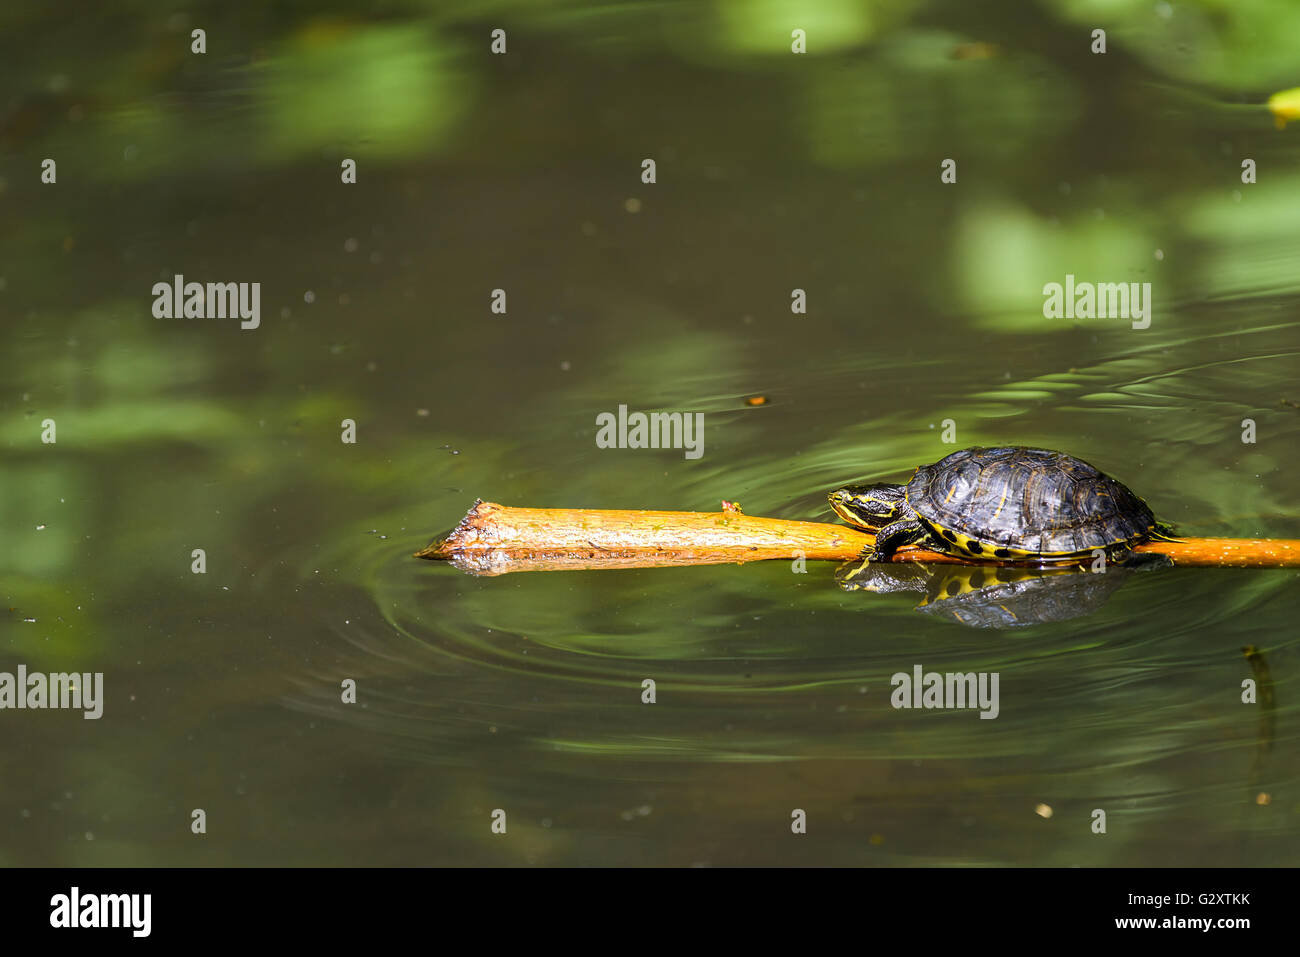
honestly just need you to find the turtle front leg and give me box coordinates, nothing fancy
[862,518,926,561]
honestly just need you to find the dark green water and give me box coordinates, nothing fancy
[2,2,1298,865]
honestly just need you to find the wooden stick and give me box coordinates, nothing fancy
[416,500,1300,575]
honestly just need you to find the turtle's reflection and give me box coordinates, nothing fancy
[834,559,1148,628]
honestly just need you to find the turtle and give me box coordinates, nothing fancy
[828,446,1173,565]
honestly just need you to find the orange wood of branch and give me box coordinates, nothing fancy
[415,500,1300,575]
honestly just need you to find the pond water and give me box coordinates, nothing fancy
[1,2,1297,865]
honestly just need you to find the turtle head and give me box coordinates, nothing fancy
[828,483,906,529]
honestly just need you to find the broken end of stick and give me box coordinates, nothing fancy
[414,498,493,559]
[412,543,446,559]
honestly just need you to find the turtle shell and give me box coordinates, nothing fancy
[905,447,1155,559]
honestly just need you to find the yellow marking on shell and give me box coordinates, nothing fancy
[927,521,957,548]
[930,517,1107,563]
[949,532,1081,562]
[990,488,1009,521]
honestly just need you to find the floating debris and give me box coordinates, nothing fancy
[1268,87,1300,129]
[950,41,1000,60]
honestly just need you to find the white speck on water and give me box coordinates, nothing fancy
[35,524,46,530]
[344,237,359,253]
[304,290,315,304]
